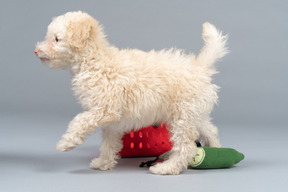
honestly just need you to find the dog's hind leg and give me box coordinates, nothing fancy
[198,115,221,147]
[149,106,199,175]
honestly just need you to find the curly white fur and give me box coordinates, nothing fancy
[35,11,228,175]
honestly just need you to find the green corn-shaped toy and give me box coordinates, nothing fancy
[189,147,245,169]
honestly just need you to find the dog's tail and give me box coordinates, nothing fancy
[196,22,228,69]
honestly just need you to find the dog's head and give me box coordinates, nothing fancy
[35,11,105,69]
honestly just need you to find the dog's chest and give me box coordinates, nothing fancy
[71,73,103,110]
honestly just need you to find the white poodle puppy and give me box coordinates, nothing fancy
[35,11,228,175]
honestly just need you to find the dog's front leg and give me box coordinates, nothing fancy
[56,111,99,152]
[90,127,124,170]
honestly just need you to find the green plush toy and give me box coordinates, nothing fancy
[189,147,244,169]
[140,146,244,169]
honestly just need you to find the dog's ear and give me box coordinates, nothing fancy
[66,15,98,50]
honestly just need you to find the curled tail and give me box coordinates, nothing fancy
[196,22,229,68]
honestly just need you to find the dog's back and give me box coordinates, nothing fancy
[111,23,228,128]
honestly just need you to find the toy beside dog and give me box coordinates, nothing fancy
[35,11,228,175]
[139,146,244,169]
[188,147,244,169]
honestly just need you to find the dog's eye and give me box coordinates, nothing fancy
[55,37,59,42]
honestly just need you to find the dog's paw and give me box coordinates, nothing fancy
[90,158,117,171]
[56,134,84,152]
[56,139,75,152]
[149,162,181,175]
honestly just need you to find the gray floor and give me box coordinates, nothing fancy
[1,115,287,192]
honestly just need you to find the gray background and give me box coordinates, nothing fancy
[0,0,287,192]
